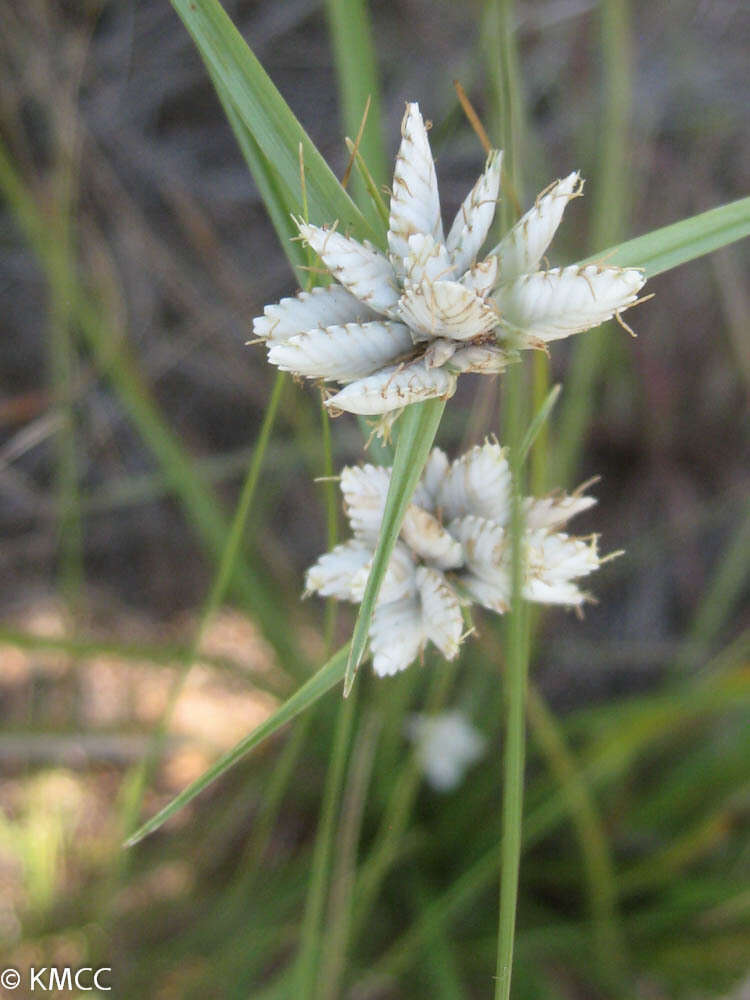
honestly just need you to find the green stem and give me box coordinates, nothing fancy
[482,0,523,230]
[494,397,529,1000]
[321,401,339,648]
[296,689,358,997]
[483,1,531,995]
[318,710,380,1000]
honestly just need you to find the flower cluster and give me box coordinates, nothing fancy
[406,711,486,792]
[253,102,645,420]
[305,441,601,676]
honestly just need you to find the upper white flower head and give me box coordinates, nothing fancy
[253,102,646,418]
[406,710,486,792]
[305,440,603,677]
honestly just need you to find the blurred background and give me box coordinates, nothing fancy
[0,0,748,997]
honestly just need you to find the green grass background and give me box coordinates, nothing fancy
[0,0,748,997]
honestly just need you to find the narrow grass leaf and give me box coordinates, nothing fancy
[124,644,350,846]
[557,197,750,484]
[343,398,446,696]
[520,383,561,461]
[295,691,357,997]
[324,0,387,234]
[345,138,390,229]
[584,197,750,278]
[211,67,307,280]
[116,369,289,861]
[170,0,376,243]
[686,507,750,648]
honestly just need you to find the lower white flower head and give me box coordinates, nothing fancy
[406,710,485,792]
[253,102,646,419]
[305,440,604,676]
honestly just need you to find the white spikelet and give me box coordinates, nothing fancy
[403,233,456,287]
[448,514,508,576]
[491,171,582,284]
[267,321,413,383]
[370,597,425,676]
[341,463,392,542]
[448,514,510,611]
[401,505,464,570]
[352,541,417,604]
[437,442,511,523]
[423,338,459,369]
[399,279,499,340]
[446,150,503,276]
[461,255,499,298]
[388,103,444,276]
[298,223,400,315]
[416,566,464,659]
[460,571,510,614]
[304,539,373,601]
[496,264,645,342]
[416,448,450,509]
[253,285,378,344]
[325,360,457,415]
[448,343,511,374]
[523,493,597,531]
[523,531,599,605]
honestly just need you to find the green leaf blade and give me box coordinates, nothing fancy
[124,644,350,847]
[324,0,388,236]
[585,196,750,278]
[343,399,446,696]
[171,0,376,244]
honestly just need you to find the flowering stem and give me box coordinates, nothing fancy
[296,687,358,998]
[482,0,523,231]
[495,363,530,1000]
[484,0,531,992]
[321,401,339,648]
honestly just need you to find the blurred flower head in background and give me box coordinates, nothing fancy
[406,710,486,792]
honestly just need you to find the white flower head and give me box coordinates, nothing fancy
[305,440,603,677]
[406,710,486,792]
[253,102,646,419]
